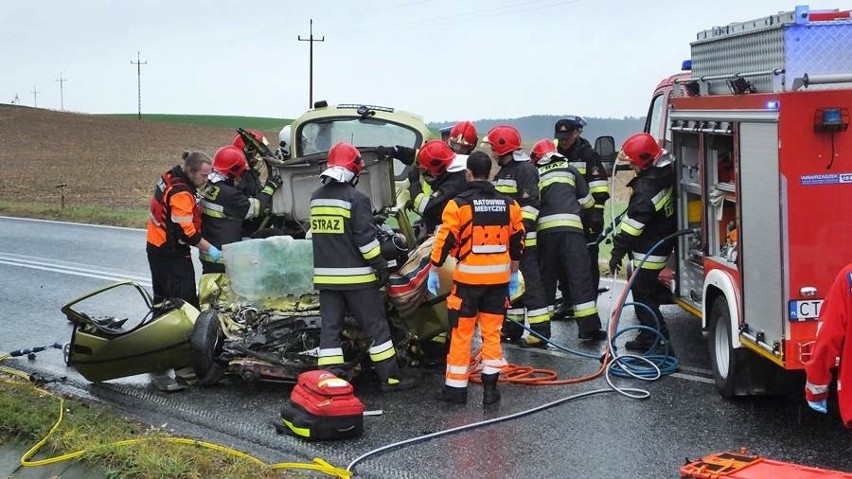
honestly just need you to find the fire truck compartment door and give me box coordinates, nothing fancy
[739,122,784,345]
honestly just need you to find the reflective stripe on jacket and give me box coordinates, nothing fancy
[311,181,382,290]
[146,165,201,255]
[431,181,524,285]
[493,158,540,248]
[536,158,594,235]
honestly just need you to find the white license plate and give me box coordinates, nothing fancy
[788,299,823,321]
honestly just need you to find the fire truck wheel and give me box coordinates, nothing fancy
[190,308,227,387]
[708,295,743,398]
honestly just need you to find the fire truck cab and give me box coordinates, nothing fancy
[645,5,852,397]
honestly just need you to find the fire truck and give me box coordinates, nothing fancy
[644,5,852,397]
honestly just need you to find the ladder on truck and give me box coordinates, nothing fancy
[680,449,852,479]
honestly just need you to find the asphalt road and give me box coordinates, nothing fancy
[1,216,850,478]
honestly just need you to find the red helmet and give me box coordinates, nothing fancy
[213,145,249,179]
[530,139,558,165]
[482,125,522,157]
[417,140,456,176]
[232,129,268,152]
[621,133,663,169]
[448,121,478,151]
[327,142,364,175]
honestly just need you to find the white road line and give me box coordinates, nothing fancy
[0,215,144,232]
[0,254,150,287]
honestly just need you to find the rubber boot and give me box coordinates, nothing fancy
[436,385,468,404]
[481,373,501,405]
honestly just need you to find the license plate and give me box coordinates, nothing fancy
[788,299,823,321]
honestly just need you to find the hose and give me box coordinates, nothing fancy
[0,348,352,478]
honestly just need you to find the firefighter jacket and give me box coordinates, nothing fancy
[557,136,610,232]
[310,181,385,290]
[146,165,202,257]
[431,181,524,285]
[805,262,852,427]
[198,176,274,263]
[611,158,676,270]
[535,157,595,235]
[410,170,468,234]
[493,156,540,248]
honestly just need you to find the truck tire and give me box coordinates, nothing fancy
[190,309,227,386]
[708,295,788,397]
[709,295,740,397]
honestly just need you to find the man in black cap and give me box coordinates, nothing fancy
[554,116,610,318]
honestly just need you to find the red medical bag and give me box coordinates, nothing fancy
[279,370,364,441]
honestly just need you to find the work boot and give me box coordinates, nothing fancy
[481,373,501,405]
[551,304,573,321]
[521,336,549,349]
[380,371,420,393]
[436,385,468,404]
[578,329,607,341]
[624,329,669,352]
[149,370,186,392]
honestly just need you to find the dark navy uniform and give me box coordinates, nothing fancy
[410,170,468,234]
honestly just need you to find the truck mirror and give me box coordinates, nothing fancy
[594,135,617,176]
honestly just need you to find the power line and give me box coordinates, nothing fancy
[298,19,325,109]
[30,85,41,108]
[131,51,147,120]
[55,73,68,111]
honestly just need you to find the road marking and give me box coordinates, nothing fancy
[0,253,150,287]
[0,215,144,232]
[671,372,715,384]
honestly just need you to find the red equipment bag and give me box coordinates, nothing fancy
[279,370,364,441]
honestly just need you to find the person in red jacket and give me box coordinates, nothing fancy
[804,262,852,427]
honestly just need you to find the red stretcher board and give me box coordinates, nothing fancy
[680,450,852,479]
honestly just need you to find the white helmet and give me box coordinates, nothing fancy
[278,124,291,159]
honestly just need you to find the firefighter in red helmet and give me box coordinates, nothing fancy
[530,139,606,341]
[609,132,676,351]
[804,262,852,427]
[483,125,552,347]
[198,145,282,274]
[553,116,611,318]
[311,141,418,392]
[410,140,468,234]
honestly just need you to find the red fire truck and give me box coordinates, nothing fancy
[644,5,852,397]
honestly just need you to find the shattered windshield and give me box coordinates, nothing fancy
[298,117,419,156]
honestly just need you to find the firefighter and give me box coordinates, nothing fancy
[530,139,606,341]
[198,145,282,274]
[311,141,417,392]
[428,151,524,404]
[410,140,468,235]
[277,124,292,161]
[232,129,269,236]
[446,120,479,173]
[804,262,852,427]
[146,150,219,310]
[608,133,676,351]
[554,116,611,316]
[483,125,551,347]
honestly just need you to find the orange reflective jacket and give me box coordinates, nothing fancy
[146,165,202,255]
[431,181,524,285]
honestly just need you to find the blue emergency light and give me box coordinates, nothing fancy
[813,107,849,132]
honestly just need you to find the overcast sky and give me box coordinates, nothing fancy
[2,0,849,122]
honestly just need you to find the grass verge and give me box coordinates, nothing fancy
[104,114,291,131]
[0,200,148,229]
[0,379,294,479]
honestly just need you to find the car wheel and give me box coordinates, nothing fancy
[190,309,227,386]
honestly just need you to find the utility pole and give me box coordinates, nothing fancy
[298,19,324,108]
[31,86,40,108]
[131,51,147,120]
[55,73,67,110]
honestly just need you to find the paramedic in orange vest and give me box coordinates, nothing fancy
[804,262,852,427]
[146,150,220,310]
[429,151,525,405]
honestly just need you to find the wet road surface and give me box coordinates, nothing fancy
[1,217,849,477]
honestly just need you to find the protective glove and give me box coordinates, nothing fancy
[427,269,440,296]
[207,245,222,262]
[608,251,625,275]
[807,399,828,414]
[263,174,283,194]
[508,271,520,299]
[376,145,396,160]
